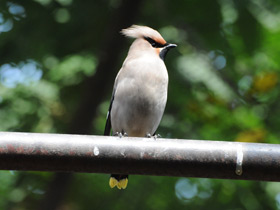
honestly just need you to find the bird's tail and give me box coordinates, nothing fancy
[109,174,128,190]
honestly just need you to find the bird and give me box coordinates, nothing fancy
[104,25,176,190]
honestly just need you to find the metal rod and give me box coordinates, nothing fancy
[0,132,279,181]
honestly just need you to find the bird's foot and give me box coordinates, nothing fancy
[123,132,128,137]
[113,132,121,137]
[145,133,152,138]
[114,131,128,138]
[146,133,161,140]
[154,134,161,139]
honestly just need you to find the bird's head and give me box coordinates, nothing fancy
[121,25,177,60]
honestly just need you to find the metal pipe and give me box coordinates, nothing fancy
[0,132,279,181]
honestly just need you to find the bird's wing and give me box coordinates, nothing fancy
[104,68,123,136]
[104,87,115,136]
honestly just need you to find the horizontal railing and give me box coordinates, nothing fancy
[0,132,279,181]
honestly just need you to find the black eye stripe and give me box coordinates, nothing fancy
[144,37,166,48]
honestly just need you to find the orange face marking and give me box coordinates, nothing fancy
[154,37,166,45]
[155,48,160,55]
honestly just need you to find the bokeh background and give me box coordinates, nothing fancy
[1,0,280,209]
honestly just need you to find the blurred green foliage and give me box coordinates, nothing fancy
[0,0,280,209]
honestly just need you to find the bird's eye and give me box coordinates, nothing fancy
[151,42,157,47]
[144,37,164,48]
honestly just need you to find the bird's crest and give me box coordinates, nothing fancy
[121,25,166,45]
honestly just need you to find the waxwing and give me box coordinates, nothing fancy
[104,25,177,189]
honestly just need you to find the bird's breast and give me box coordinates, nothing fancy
[111,56,168,136]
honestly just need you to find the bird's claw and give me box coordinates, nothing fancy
[145,133,152,138]
[146,133,161,140]
[114,132,128,138]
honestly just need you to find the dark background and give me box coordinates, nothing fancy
[0,0,280,209]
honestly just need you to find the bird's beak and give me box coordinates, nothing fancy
[165,43,177,49]
[159,43,177,60]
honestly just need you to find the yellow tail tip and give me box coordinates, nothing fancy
[109,177,118,188]
[109,177,128,190]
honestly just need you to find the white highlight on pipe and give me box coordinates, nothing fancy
[236,144,243,175]
[93,146,100,156]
